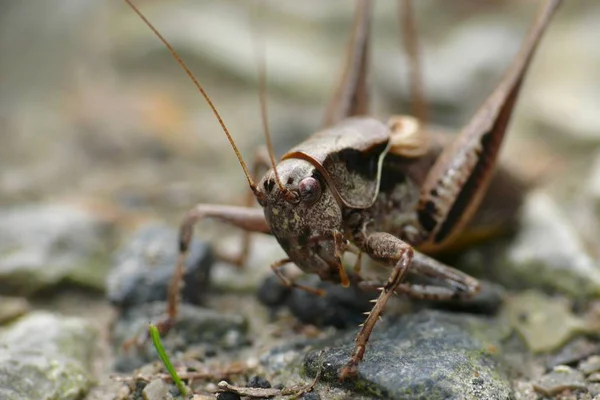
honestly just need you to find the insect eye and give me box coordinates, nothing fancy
[298,177,321,205]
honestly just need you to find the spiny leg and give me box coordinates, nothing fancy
[340,232,413,379]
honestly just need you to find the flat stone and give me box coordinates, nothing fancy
[304,310,515,400]
[0,203,115,295]
[107,224,213,309]
[501,291,588,353]
[532,365,587,397]
[0,312,97,400]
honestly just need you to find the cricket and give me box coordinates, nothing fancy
[124,0,562,379]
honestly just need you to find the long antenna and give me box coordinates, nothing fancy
[124,0,259,195]
[251,5,288,196]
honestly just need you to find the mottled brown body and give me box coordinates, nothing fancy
[124,0,562,381]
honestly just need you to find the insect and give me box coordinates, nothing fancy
[124,0,562,379]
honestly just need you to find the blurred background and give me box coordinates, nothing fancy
[0,0,599,289]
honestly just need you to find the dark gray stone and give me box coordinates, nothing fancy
[111,302,248,371]
[107,224,214,309]
[304,310,515,400]
[0,312,97,400]
[258,274,376,329]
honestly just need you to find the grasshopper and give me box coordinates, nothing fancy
[124,0,562,379]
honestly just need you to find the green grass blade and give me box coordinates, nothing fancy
[148,323,188,396]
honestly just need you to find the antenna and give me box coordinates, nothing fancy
[124,0,261,197]
[250,4,291,198]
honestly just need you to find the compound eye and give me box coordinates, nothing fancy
[298,177,321,205]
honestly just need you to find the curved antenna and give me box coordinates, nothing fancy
[251,9,288,196]
[124,0,260,196]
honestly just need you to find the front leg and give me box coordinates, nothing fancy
[340,233,480,379]
[341,232,413,379]
[159,205,270,336]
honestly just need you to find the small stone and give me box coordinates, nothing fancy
[299,392,321,400]
[532,365,587,397]
[0,312,97,400]
[501,291,589,353]
[216,392,241,400]
[246,375,271,389]
[107,224,213,309]
[304,310,514,399]
[587,372,600,383]
[257,275,291,309]
[580,356,600,376]
[142,379,173,400]
[0,296,29,325]
[112,302,247,371]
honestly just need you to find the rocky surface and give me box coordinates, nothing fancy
[0,312,98,400]
[0,1,600,400]
[304,310,517,400]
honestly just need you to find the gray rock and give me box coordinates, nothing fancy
[107,224,213,309]
[0,203,115,295]
[112,302,248,371]
[304,310,515,400]
[0,312,97,400]
[503,191,600,298]
[257,274,376,329]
